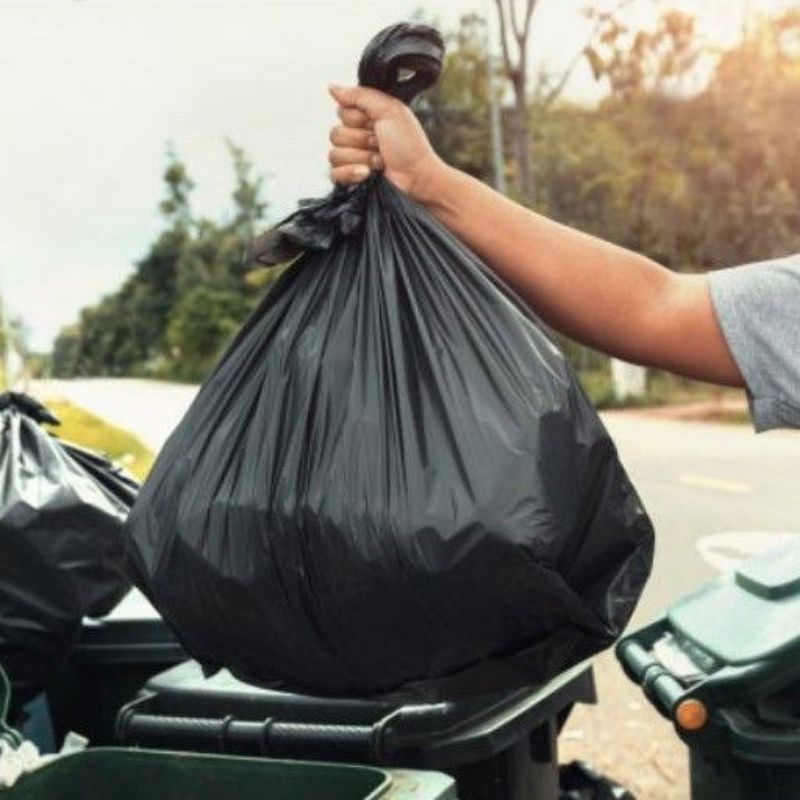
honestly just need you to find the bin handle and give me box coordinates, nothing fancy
[617,639,686,718]
[118,708,383,760]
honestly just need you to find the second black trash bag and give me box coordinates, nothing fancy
[0,392,135,710]
[126,23,654,700]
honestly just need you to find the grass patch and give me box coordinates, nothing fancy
[43,400,155,481]
[713,409,751,425]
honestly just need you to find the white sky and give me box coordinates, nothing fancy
[0,0,793,350]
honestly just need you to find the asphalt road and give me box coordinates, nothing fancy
[33,377,800,619]
[34,377,800,610]
[602,411,799,623]
[31,378,800,798]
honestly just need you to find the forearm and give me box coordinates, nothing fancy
[418,165,744,386]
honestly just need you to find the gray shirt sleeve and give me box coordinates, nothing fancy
[708,255,800,432]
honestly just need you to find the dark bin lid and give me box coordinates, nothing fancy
[74,589,185,666]
[122,659,595,767]
[668,539,800,666]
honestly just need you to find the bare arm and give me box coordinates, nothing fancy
[326,84,744,388]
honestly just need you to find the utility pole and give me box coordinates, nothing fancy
[0,283,9,390]
[483,8,508,195]
[742,0,753,39]
[0,282,24,391]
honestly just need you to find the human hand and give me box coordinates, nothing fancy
[327,84,447,204]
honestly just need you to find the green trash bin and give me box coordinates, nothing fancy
[617,538,800,800]
[0,750,457,800]
[0,665,457,800]
[116,658,595,800]
[45,589,186,747]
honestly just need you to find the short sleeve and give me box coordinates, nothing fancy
[708,255,800,432]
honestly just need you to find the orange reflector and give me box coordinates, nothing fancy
[675,698,708,731]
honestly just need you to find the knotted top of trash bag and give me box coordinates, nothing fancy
[357,22,444,102]
[250,22,445,266]
[0,392,60,426]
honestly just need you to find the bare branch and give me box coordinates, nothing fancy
[509,0,522,42]
[542,55,581,107]
[493,0,515,77]
[542,0,634,107]
[522,0,538,44]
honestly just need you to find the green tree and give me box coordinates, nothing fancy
[52,7,800,386]
[160,144,195,227]
[166,286,251,381]
[228,139,269,243]
[421,13,495,182]
[585,9,701,101]
[54,141,271,381]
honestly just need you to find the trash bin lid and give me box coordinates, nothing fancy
[668,539,800,666]
[74,590,185,666]
[119,659,595,767]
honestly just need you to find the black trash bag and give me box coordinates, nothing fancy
[126,22,654,700]
[560,761,637,800]
[0,392,135,710]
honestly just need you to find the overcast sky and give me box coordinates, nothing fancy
[0,0,790,350]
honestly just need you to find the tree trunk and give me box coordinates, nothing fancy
[512,76,533,202]
[494,0,538,203]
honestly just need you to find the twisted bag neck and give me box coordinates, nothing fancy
[0,392,60,426]
[251,22,444,266]
[357,22,444,102]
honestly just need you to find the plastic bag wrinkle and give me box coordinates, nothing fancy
[0,393,134,711]
[126,23,654,700]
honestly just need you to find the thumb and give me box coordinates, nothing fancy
[327,84,397,119]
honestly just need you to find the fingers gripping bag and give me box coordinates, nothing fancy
[0,392,135,711]
[126,23,654,700]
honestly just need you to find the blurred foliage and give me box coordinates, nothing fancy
[44,400,155,481]
[53,6,800,391]
[566,7,800,270]
[421,13,496,185]
[422,6,800,273]
[167,287,251,381]
[584,9,702,102]
[52,141,276,381]
[429,7,800,397]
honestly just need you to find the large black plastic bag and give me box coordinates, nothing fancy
[126,23,654,700]
[0,392,134,709]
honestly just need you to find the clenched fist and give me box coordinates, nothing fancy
[327,84,447,204]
